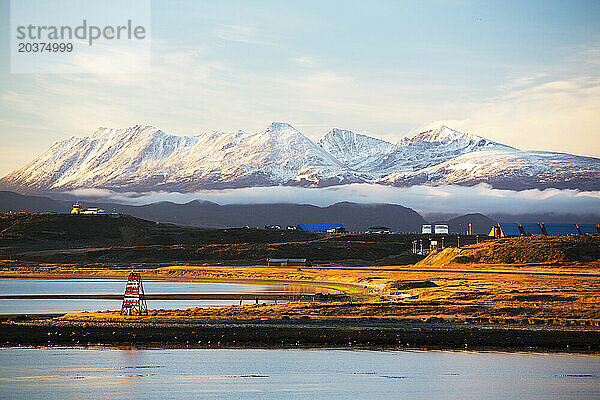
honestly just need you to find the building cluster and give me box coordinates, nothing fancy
[266,223,454,235]
[489,222,599,238]
[264,223,346,233]
[70,202,106,214]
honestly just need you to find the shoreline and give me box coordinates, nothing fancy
[0,267,368,295]
[2,263,599,354]
[2,318,600,354]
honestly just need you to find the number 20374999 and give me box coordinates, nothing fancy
[18,42,73,52]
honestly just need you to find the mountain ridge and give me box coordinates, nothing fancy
[2,123,599,192]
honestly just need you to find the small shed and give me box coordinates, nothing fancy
[267,258,308,267]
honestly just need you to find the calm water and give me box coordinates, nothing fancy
[0,348,598,399]
[0,279,305,314]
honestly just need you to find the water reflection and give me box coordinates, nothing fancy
[0,348,598,399]
[0,279,325,314]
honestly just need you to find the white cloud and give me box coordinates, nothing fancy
[420,75,600,157]
[64,183,600,216]
[213,23,276,46]
[293,56,319,68]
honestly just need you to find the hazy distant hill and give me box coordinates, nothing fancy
[0,191,426,232]
[2,191,595,234]
[0,191,70,213]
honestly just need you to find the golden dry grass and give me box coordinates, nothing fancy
[6,260,595,326]
[4,235,600,326]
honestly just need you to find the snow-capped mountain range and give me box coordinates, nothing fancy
[2,122,599,192]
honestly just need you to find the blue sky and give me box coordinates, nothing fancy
[1,0,599,175]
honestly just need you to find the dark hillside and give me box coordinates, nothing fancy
[0,213,424,265]
[0,213,319,252]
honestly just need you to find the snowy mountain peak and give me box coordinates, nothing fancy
[1,122,598,193]
[265,122,296,133]
[317,128,395,170]
[259,122,312,143]
[326,127,353,137]
[399,125,478,146]
[396,125,514,151]
[321,128,376,143]
[320,128,362,146]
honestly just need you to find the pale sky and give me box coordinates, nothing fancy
[1,0,599,176]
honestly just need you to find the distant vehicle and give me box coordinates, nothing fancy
[286,226,297,230]
[422,224,432,234]
[264,224,281,230]
[366,226,391,234]
[434,224,449,234]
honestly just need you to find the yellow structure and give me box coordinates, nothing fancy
[71,202,82,214]
[71,203,105,214]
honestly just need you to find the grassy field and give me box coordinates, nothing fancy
[1,213,600,332]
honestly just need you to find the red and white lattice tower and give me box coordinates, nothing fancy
[121,272,148,315]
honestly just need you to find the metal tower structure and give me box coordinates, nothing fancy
[121,271,148,315]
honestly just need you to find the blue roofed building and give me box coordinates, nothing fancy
[489,223,522,238]
[520,223,545,236]
[577,224,599,235]
[543,223,580,236]
[296,223,346,233]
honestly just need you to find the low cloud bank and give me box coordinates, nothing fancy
[65,184,600,216]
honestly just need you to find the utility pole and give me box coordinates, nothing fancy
[457,236,460,248]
